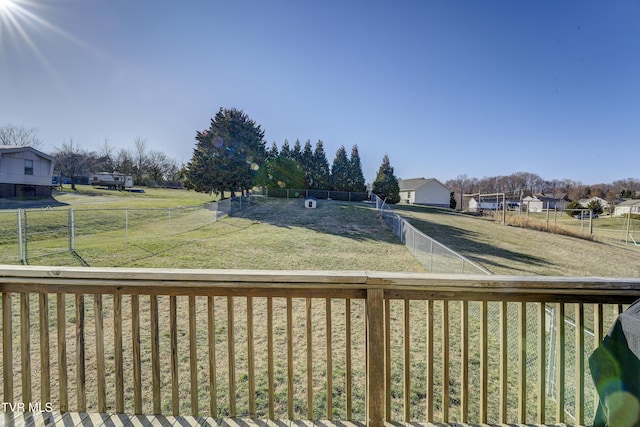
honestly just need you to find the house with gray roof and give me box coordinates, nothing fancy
[398,177,451,207]
[614,199,640,217]
[0,146,55,198]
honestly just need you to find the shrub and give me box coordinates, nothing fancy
[565,201,583,217]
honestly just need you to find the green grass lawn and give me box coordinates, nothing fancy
[3,187,638,276]
[1,189,635,423]
[393,204,640,277]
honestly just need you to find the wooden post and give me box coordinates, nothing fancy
[366,288,385,427]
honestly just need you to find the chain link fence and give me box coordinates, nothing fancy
[254,187,369,202]
[373,195,605,422]
[1,195,260,264]
[373,195,491,275]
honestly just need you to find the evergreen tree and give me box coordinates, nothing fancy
[348,145,366,192]
[330,146,351,191]
[267,142,279,159]
[292,139,303,162]
[185,108,265,197]
[301,140,314,189]
[372,154,400,204]
[449,191,457,209]
[256,154,305,190]
[280,139,292,159]
[311,140,330,190]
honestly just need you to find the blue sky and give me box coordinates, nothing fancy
[1,0,638,185]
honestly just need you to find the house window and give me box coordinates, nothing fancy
[24,160,33,175]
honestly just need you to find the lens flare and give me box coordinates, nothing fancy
[0,0,115,83]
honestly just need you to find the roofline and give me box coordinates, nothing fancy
[0,145,54,162]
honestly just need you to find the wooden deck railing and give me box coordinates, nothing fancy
[1,266,640,426]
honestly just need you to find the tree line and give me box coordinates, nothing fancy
[446,172,640,204]
[8,118,635,203]
[52,138,180,190]
[1,123,181,190]
[184,108,368,196]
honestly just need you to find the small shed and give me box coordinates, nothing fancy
[304,196,317,209]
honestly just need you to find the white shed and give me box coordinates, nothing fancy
[304,196,317,209]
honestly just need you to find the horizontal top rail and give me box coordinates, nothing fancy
[1,265,640,303]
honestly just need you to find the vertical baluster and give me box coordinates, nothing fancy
[326,298,333,420]
[267,297,274,419]
[150,295,160,414]
[537,303,546,424]
[227,296,236,417]
[170,296,179,415]
[57,293,67,412]
[499,301,508,423]
[442,300,449,422]
[114,294,124,413]
[287,297,294,420]
[384,299,391,422]
[480,301,488,423]
[3,292,13,403]
[426,299,433,421]
[306,298,313,419]
[39,293,50,404]
[575,303,584,425]
[75,294,85,412]
[518,302,526,423]
[403,299,410,421]
[21,293,31,405]
[94,294,106,412]
[131,295,142,414]
[460,300,468,423]
[208,296,217,416]
[246,297,254,417]
[189,296,198,415]
[556,303,566,423]
[345,298,352,420]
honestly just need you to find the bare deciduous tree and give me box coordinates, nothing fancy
[0,123,43,149]
[52,139,88,190]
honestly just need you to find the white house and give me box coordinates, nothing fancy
[398,178,451,207]
[522,194,569,212]
[0,146,55,198]
[614,199,640,217]
[578,196,610,210]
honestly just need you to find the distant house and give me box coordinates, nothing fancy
[522,194,569,212]
[0,146,55,198]
[578,196,609,210]
[468,196,519,212]
[398,178,451,207]
[614,199,640,217]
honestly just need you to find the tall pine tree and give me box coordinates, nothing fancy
[185,108,265,197]
[301,140,315,189]
[372,154,400,203]
[311,140,330,190]
[330,146,351,191]
[348,145,366,192]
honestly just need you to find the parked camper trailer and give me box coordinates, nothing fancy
[90,172,133,190]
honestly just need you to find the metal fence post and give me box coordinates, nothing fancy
[22,208,28,263]
[69,208,75,251]
[17,209,24,263]
[125,208,129,244]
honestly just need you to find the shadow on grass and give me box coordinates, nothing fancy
[393,205,551,274]
[231,198,401,244]
[0,196,68,210]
